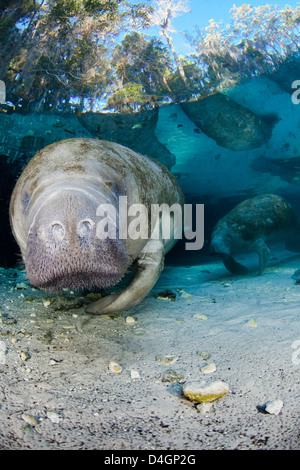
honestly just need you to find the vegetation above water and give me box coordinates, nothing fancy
[1,0,300,113]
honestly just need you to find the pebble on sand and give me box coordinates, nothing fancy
[260,399,283,415]
[22,413,39,426]
[197,351,211,361]
[200,363,216,374]
[47,410,64,423]
[196,402,214,414]
[108,361,122,373]
[193,314,208,320]
[161,369,184,383]
[177,289,192,299]
[130,370,140,379]
[247,319,257,327]
[20,351,30,361]
[156,355,179,365]
[183,380,229,403]
[42,298,52,308]
[155,290,176,301]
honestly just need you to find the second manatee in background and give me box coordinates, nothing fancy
[210,194,300,275]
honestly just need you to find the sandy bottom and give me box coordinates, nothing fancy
[0,248,300,450]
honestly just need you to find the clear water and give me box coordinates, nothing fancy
[2,1,300,451]
[1,2,300,267]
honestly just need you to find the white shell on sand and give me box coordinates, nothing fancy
[263,400,283,415]
[200,363,216,374]
[108,361,122,373]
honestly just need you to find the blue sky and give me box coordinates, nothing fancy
[165,0,300,53]
[174,0,300,30]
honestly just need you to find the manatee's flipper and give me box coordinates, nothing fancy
[253,238,270,275]
[222,254,248,275]
[86,240,165,315]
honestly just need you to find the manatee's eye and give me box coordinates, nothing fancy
[77,218,95,238]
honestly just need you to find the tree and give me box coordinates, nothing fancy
[106,82,148,112]
[0,0,39,79]
[111,32,173,100]
[148,0,191,85]
[166,58,203,101]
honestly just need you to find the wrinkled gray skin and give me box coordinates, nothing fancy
[10,138,184,314]
[210,194,299,275]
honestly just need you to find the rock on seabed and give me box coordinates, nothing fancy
[262,399,284,415]
[183,380,229,403]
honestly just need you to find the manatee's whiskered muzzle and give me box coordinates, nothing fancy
[25,233,129,291]
[24,191,128,291]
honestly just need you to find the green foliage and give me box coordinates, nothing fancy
[166,59,204,101]
[0,0,36,37]
[112,32,172,97]
[106,82,148,112]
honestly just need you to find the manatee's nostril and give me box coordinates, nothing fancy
[50,222,65,241]
[77,219,95,238]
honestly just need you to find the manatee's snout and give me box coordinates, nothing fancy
[25,192,128,291]
[40,218,95,245]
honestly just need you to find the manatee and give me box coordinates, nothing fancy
[210,194,299,275]
[9,138,184,314]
